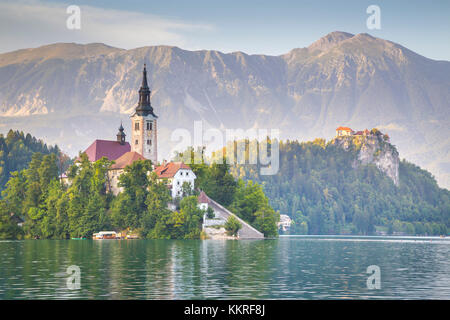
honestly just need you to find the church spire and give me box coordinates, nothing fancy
[116,121,126,145]
[131,63,158,165]
[141,63,149,89]
[135,64,156,117]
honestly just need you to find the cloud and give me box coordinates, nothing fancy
[0,0,214,53]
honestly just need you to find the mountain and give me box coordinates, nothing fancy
[0,32,449,188]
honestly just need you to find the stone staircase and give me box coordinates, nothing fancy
[204,195,264,239]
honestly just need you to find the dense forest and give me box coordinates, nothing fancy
[0,130,69,190]
[1,130,448,239]
[229,139,450,236]
[0,137,278,239]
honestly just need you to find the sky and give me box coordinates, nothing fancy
[0,0,449,60]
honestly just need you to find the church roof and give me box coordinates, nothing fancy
[154,162,192,178]
[82,139,131,162]
[111,151,146,169]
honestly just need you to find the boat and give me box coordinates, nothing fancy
[93,231,118,240]
[71,237,87,240]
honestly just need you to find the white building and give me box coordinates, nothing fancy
[278,214,293,232]
[154,162,196,198]
[336,126,353,137]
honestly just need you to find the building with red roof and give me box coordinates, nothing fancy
[197,191,211,211]
[154,162,196,198]
[336,126,354,137]
[111,151,146,170]
[108,151,147,195]
[107,158,196,197]
[83,139,131,162]
[80,123,130,162]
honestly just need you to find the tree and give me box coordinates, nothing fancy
[177,196,204,239]
[206,207,215,219]
[181,181,194,197]
[0,130,62,191]
[254,207,279,238]
[198,162,237,206]
[143,172,173,238]
[225,215,242,237]
[0,200,22,239]
[111,159,153,232]
[229,179,279,237]
[65,154,112,238]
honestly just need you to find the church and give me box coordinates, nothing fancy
[79,64,196,197]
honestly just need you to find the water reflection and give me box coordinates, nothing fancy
[0,236,449,299]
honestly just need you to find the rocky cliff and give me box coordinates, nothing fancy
[333,131,400,185]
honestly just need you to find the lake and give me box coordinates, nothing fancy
[0,236,449,299]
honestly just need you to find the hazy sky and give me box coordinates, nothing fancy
[1,0,449,60]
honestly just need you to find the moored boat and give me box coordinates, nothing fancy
[93,231,118,240]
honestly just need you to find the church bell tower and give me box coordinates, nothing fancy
[131,64,158,165]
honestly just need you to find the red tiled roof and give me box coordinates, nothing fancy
[354,131,364,135]
[82,140,131,162]
[198,191,210,204]
[336,126,352,131]
[111,151,146,169]
[154,162,191,178]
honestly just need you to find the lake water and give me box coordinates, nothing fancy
[0,236,449,299]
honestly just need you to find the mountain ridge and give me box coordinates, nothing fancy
[0,31,448,188]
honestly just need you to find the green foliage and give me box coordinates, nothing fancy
[176,146,279,237]
[194,162,237,206]
[232,140,450,236]
[181,181,195,197]
[2,134,447,240]
[0,200,23,239]
[206,206,215,219]
[64,154,112,238]
[111,159,154,232]
[1,152,63,238]
[0,130,67,191]
[146,196,203,239]
[229,179,279,237]
[225,215,242,237]
[0,145,212,240]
